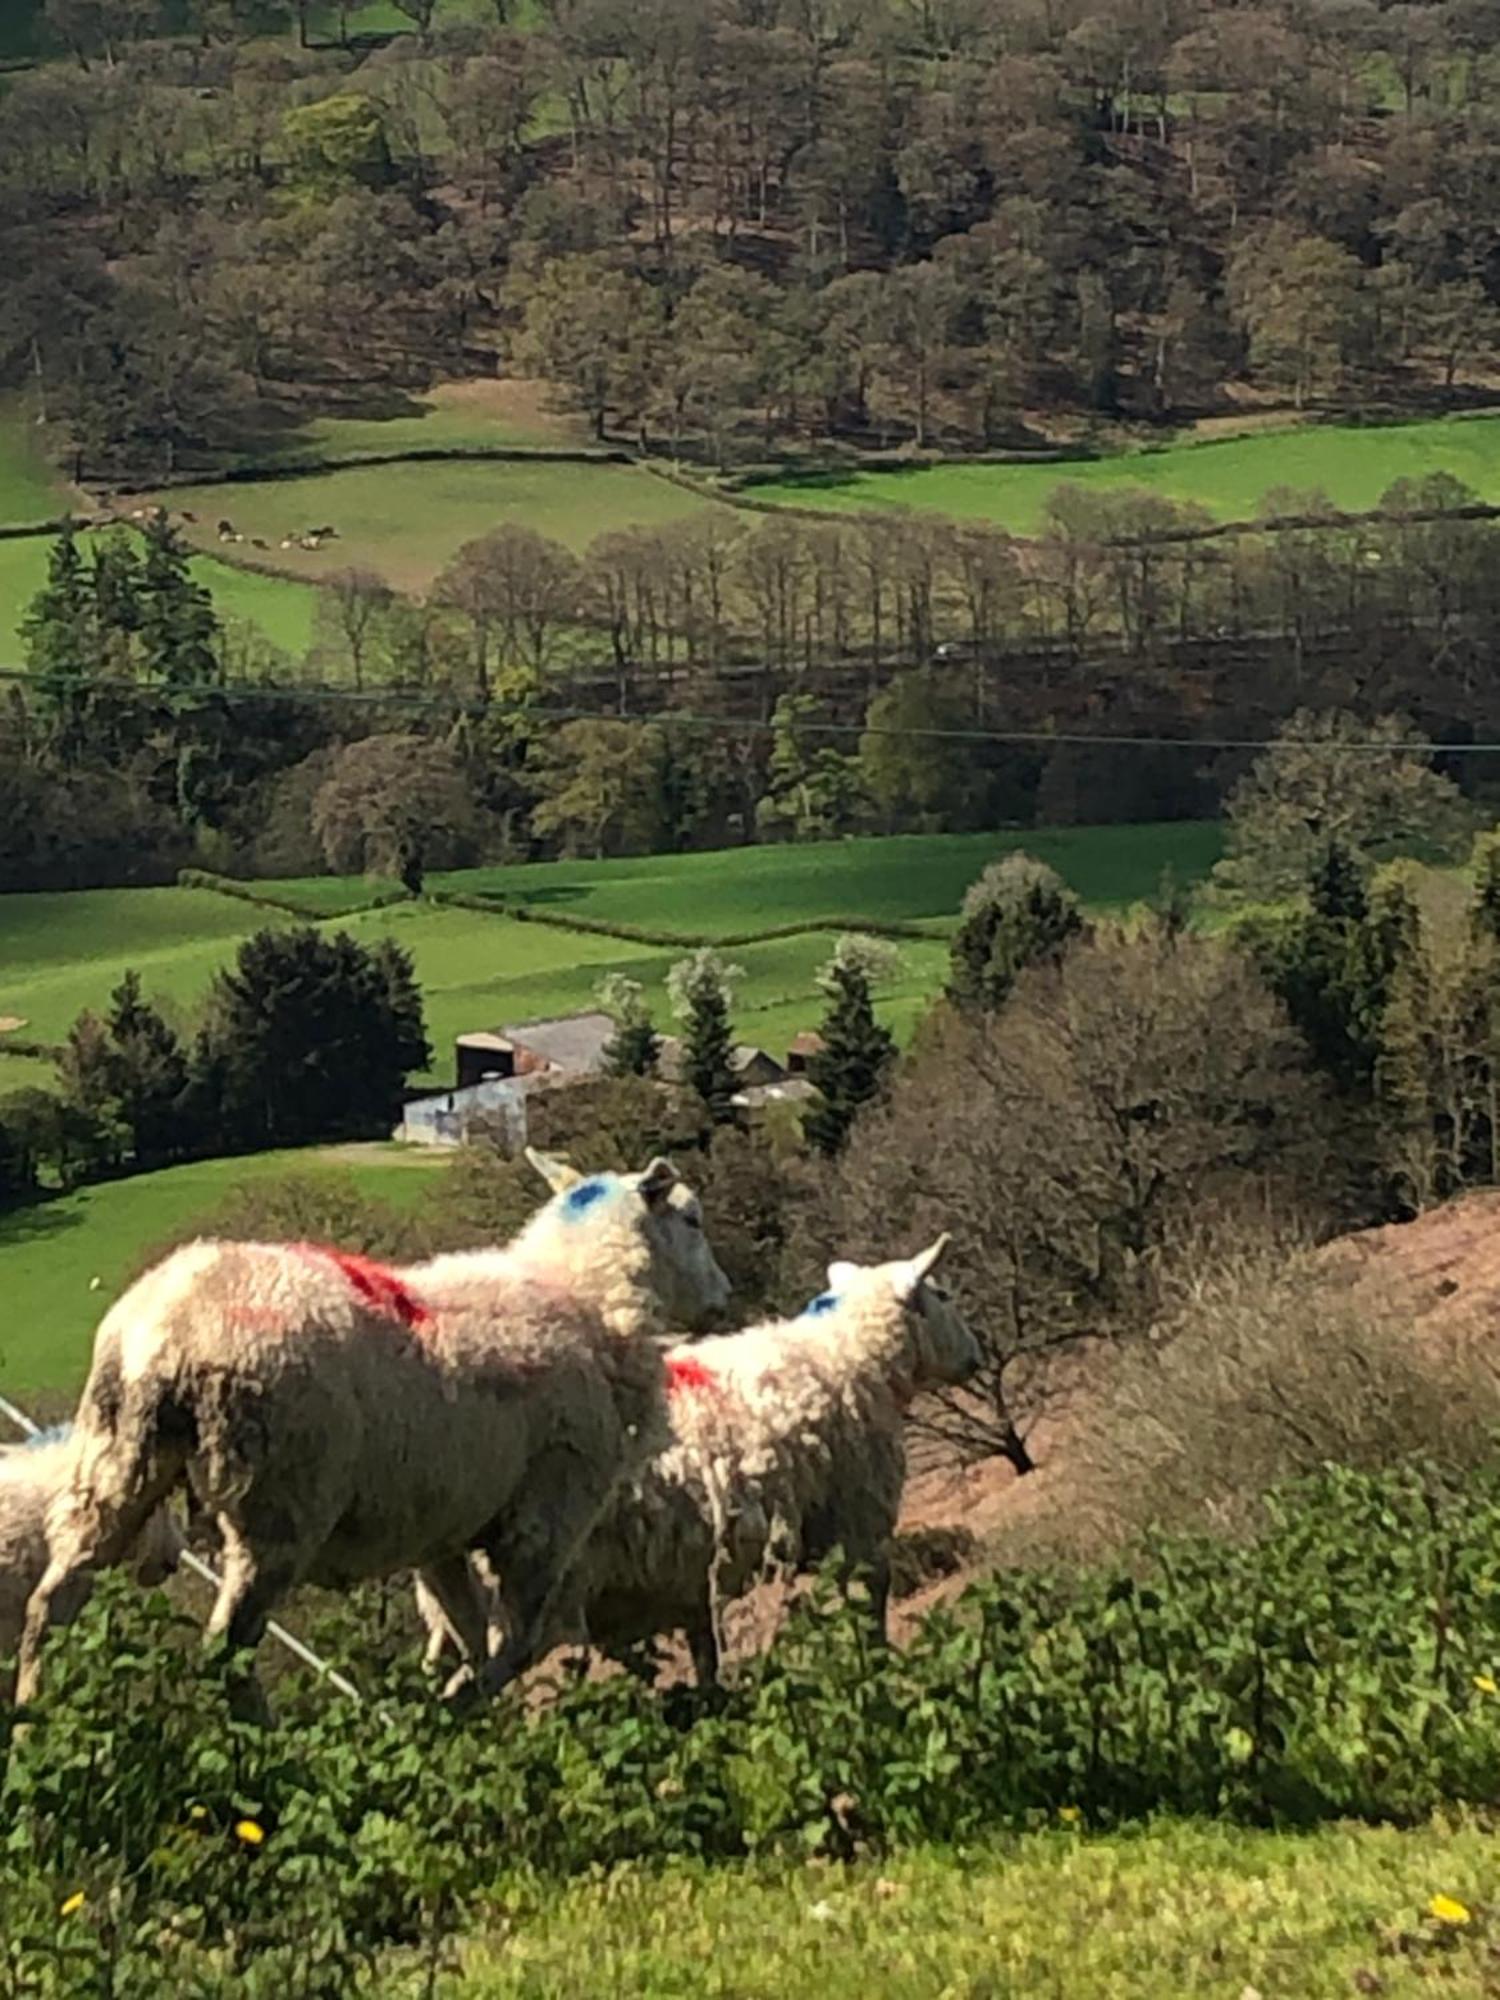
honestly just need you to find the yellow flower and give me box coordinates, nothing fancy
[58,1892,85,1919]
[1474,1675,1498,1696]
[1428,1894,1472,1926]
[1058,1806,1083,1824]
[233,1819,266,1848]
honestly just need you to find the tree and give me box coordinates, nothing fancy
[804,937,898,1156]
[596,972,661,1078]
[859,669,987,832]
[531,720,668,859]
[1213,709,1473,904]
[667,949,741,1123]
[105,970,190,1168]
[320,568,393,690]
[195,925,429,1150]
[948,853,1085,1012]
[512,255,661,442]
[21,521,93,683]
[310,734,485,880]
[281,94,392,199]
[138,513,219,687]
[432,527,579,697]
[755,694,863,841]
[1227,226,1365,408]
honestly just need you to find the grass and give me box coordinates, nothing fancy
[256,379,593,466]
[0,824,1219,1086]
[449,1818,1500,1998]
[747,412,1500,535]
[0,532,319,661]
[148,460,722,593]
[433,823,1222,937]
[0,1145,443,1402]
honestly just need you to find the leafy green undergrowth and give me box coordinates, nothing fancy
[448,1820,1500,1999]
[8,1462,1500,1993]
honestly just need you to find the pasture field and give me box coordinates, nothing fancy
[433,821,1222,936]
[0,532,318,661]
[452,1818,1498,1999]
[256,378,590,465]
[0,824,1219,1084]
[747,412,1500,535]
[150,459,723,593]
[0,1145,444,1401]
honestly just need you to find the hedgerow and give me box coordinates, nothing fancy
[5,1460,1500,1994]
[425,887,934,949]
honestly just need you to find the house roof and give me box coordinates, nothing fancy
[788,1030,827,1056]
[656,1036,785,1083]
[458,1012,615,1074]
[732,1078,820,1109]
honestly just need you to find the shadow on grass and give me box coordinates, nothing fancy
[0,1193,84,1250]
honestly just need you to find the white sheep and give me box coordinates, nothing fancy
[17,1153,730,1717]
[0,1428,181,1699]
[419,1236,978,1686]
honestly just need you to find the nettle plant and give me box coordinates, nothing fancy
[5,1462,1500,1991]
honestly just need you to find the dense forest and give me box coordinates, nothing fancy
[4,0,1500,472]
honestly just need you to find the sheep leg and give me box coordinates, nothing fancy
[468,1452,614,1703]
[15,1472,175,1706]
[414,1554,492,1681]
[203,1532,291,1726]
[686,1611,721,1689]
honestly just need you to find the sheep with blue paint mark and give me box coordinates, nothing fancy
[0,1426,181,1698]
[420,1234,978,1686]
[18,1149,730,1717]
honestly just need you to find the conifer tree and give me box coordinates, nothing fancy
[668,949,740,1122]
[804,944,897,1157]
[138,512,219,686]
[598,973,660,1078]
[21,519,94,681]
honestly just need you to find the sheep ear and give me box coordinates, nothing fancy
[894,1233,952,1302]
[526,1147,583,1193]
[826,1261,859,1292]
[637,1156,679,1206]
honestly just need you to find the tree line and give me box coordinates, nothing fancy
[6,0,1500,475]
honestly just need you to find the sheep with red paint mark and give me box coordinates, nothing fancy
[17,1150,730,1717]
[421,1237,978,1686]
[0,1428,180,1700]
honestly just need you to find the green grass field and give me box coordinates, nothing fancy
[434,823,1221,937]
[256,379,591,466]
[151,460,721,593]
[0,825,1220,1089]
[449,1819,1500,1999]
[0,1145,444,1402]
[747,413,1500,534]
[0,532,318,662]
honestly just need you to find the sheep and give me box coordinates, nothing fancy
[419,1236,978,1687]
[0,1427,181,1699]
[17,1152,730,1718]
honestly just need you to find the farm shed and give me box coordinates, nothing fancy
[398,1078,527,1150]
[454,1013,615,1091]
[656,1039,787,1090]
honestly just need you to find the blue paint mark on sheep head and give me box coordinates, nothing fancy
[801,1291,840,1318]
[563,1177,610,1218]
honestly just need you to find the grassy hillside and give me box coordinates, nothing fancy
[451,1819,1498,1999]
[0,1144,443,1401]
[747,413,1500,534]
[149,459,723,592]
[433,822,1222,937]
[257,378,591,465]
[0,825,1218,1085]
[0,398,70,529]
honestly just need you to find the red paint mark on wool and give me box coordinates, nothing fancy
[665,1354,719,1396]
[293,1245,434,1331]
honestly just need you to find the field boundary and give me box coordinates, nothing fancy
[177,868,411,920]
[427,886,941,949]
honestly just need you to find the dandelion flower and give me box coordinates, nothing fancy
[188,1805,208,1822]
[59,1892,85,1918]
[1428,1894,1472,1925]
[1474,1675,1498,1696]
[233,1819,266,1847]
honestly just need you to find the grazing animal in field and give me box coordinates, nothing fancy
[419,1237,977,1686]
[0,1429,180,1700]
[17,1154,730,1718]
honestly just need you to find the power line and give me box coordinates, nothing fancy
[2,666,1498,755]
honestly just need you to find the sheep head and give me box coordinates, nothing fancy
[826,1236,980,1389]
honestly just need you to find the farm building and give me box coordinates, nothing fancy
[656,1038,787,1090]
[454,1013,615,1091]
[397,1077,527,1150]
[785,1030,826,1075]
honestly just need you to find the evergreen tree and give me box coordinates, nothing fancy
[21,520,95,689]
[90,531,143,671]
[196,926,429,1149]
[948,853,1085,1012]
[597,973,660,1078]
[105,970,190,1167]
[804,951,897,1157]
[1471,829,1500,945]
[53,1011,128,1171]
[668,949,740,1122]
[138,513,219,686]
